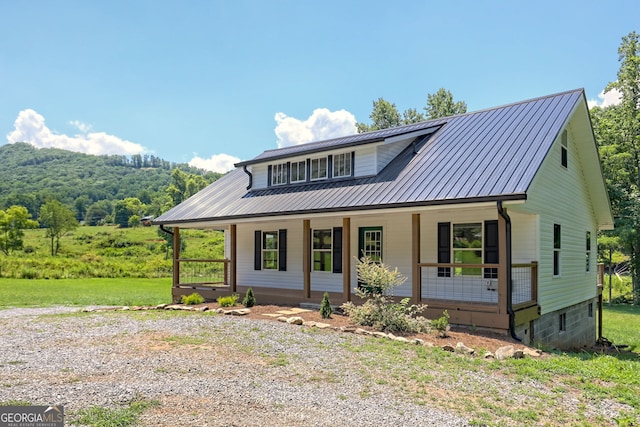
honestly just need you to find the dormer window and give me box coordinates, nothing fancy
[310,157,328,181]
[271,162,287,186]
[333,152,352,178]
[290,160,306,183]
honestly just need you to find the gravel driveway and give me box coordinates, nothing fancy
[0,307,470,426]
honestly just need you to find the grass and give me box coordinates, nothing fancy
[602,304,640,353]
[0,278,171,308]
[71,395,159,427]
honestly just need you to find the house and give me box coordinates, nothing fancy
[154,89,613,349]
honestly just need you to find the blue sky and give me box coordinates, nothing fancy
[1,1,636,172]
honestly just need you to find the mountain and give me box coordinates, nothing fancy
[0,142,220,219]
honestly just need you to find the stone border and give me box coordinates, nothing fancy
[80,305,543,361]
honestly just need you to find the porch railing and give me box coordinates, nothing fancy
[417,262,538,308]
[176,259,230,287]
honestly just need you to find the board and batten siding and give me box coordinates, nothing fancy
[520,122,599,315]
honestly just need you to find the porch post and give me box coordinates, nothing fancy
[412,213,421,304]
[172,227,180,287]
[230,224,237,292]
[497,211,508,315]
[343,217,351,301]
[303,219,311,298]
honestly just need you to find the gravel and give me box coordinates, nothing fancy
[0,307,471,426]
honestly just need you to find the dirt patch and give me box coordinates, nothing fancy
[192,303,525,354]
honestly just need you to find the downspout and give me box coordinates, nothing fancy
[497,201,522,342]
[159,225,173,236]
[243,165,253,190]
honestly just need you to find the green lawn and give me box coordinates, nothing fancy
[0,278,171,308]
[603,304,640,353]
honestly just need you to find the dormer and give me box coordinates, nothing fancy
[235,123,442,191]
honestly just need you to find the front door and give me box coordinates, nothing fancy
[358,227,382,262]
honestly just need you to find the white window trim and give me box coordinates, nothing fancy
[271,163,287,186]
[553,224,561,277]
[262,231,278,270]
[333,152,352,178]
[310,157,328,181]
[452,222,483,277]
[290,160,306,183]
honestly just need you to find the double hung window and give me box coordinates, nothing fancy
[333,152,352,178]
[310,157,328,180]
[312,229,332,272]
[271,163,287,186]
[290,161,306,183]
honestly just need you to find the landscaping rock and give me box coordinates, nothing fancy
[226,308,251,316]
[355,328,370,335]
[286,316,304,325]
[495,345,515,360]
[277,316,289,322]
[340,325,357,333]
[456,342,475,355]
[442,344,455,352]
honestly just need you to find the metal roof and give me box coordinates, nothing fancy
[155,89,604,226]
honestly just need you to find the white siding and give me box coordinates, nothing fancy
[236,220,304,290]
[521,122,599,314]
[355,145,377,177]
[309,217,344,293]
[376,140,412,173]
[251,164,268,189]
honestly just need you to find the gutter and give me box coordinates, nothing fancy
[497,201,522,342]
[243,165,253,190]
[159,224,174,236]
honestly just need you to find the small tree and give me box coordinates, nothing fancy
[0,205,39,255]
[242,287,256,308]
[320,292,333,319]
[39,200,78,256]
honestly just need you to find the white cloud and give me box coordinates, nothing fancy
[6,109,146,156]
[587,88,623,109]
[189,153,240,173]
[274,108,357,148]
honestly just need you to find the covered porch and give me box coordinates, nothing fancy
[166,204,541,332]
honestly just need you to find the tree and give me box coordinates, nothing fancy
[114,197,144,228]
[592,31,640,304]
[0,206,38,255]
[85,200,113,226]
[424,88,467,119]
[39,200,78,256]
[165,168,211,207]
[357,89,466,133]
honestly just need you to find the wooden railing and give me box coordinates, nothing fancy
[175,259,230,288]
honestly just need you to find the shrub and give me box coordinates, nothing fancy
[341,256,429,333]
[431,310,450,338]
[181,292,204,305]
[217,294,239,307]
[320,292,333,319]
[242,287,256,307]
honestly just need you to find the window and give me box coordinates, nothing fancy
[588,303,593,318]
[559,313,566,332]
[453,223,482,276]
[586,231,591,272]
[313,229,333,272]
[553,224,561,276]
[254,230,287,271]
[561,130,568,168]
[290,160,306,183]
[359,227,383,262]
[271,163,287,186]
[310,157,328,180]
[262,231,279,270]
[333,152,352,178]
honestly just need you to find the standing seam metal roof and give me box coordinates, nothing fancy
[155,89,587,225]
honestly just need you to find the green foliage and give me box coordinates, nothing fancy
[73,395,159,427]
[217,294,239,307]
[343,257,429,333]
[0,142,218,219]
[592,31,640,304]
[357,88,466,133]
[431,310,451,337]
[0,205,38,255]
[39,200,78,255]
[355,256,407,298]
[320,292,332,319]
[242,287,256,308]
[181,292,205,305]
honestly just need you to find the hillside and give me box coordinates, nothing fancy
[0,142,221,218]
